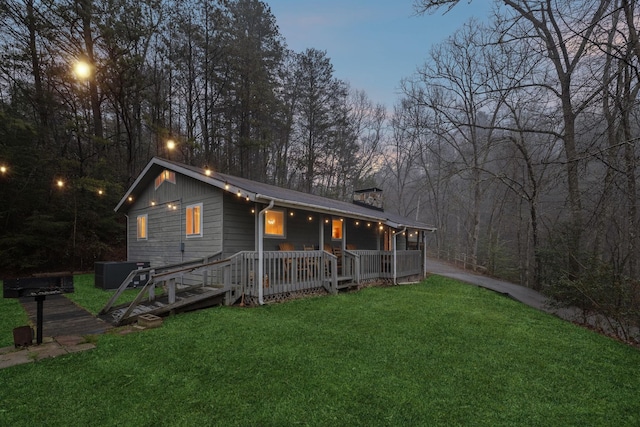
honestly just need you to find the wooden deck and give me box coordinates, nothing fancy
[19,295,112,337]
[100,286,228,326]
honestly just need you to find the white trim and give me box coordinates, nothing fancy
[136,214,148,240]
[185,203,203,238]
[264,208,286,238]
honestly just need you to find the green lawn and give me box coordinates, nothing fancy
[1,276,640,426]
[0,285,29,348]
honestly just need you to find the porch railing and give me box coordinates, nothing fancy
[349,250,422,282]
[167,249,421,297]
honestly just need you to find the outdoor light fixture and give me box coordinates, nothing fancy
[308,216,313,221]
[128,196,133,202]
[73,60,92,80]
[251,209,255,214]
[204,167,212,176]
[367,223,371,227]
[237,190,241,197]
[325,218,329,223]
[151,201,156,206]
[167,139,176,150]
[0,165,7,174]
[290,211,294,217]
[355,221,359,226]
[225,182,230,190]
[98,189,104,195]
[57,179,64,188]
[245,196,250,202]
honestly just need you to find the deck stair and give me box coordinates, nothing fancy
[335,276,356,290]
[99,253,237,326]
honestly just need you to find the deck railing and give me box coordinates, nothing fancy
[205,249,421,299]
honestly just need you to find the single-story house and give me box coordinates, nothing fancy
[106,157,435,316]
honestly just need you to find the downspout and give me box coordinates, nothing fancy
[392,227,407,285]
[258,199,275,305]
[124,214,129,262]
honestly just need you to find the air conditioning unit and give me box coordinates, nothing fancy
[94,261,150,290]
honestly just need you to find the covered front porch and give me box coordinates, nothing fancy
[221,247,425,304]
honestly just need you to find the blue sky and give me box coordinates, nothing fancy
[267,0,495,108]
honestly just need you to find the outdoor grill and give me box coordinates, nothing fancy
[3,275,74,345]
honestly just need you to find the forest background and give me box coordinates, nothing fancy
[0,0,638,331]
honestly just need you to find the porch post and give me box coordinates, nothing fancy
[319,217,324,250]
[392,227,407,285]
[342,219,346,252]
[422,231,428,278]
[258,200,275,305]
[393,231,397,284]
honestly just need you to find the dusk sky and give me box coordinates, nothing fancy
[267,0,495,108]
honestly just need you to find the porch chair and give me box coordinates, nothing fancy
[303,244,317,276]
[278,242,295,279]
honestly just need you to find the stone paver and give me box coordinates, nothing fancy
[0,335,97,370]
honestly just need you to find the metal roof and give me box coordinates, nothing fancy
[115,157,436,232]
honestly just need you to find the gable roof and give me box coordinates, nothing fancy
[115,157,436,232]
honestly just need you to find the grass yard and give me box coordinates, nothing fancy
[1,275,640,426]
[0,285,29,348]
[65,273,147,315]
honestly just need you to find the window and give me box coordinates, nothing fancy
[265,210,285,237]
[137,214,147,240]
[186,203,202,237]
[154,169,176,189]
[332,219,343,240]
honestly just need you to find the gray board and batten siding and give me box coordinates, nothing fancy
[126,173,223,267]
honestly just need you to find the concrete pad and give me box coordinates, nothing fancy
[0,350,34,369]
[0,345,18,355]
[65,343,96,353]
[28,342,67,360]
[55,335,86,347]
